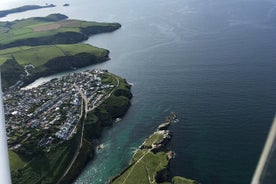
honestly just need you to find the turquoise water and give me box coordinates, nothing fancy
[2,0,276,183]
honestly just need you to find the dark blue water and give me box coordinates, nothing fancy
[2,0,276,183]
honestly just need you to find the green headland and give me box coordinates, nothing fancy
[0,13,120,49]
[0,44,109,89]
[0,13,121,90]
[110,113,199,184]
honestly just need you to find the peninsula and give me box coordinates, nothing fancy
[0,12,132,184]
[0,4,55,18]
[0,14,121,90]
[110,113,199,184]
[6,69,132,184]
[0,13,120,50]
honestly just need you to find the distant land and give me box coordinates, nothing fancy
[0,13,121,49]
[0,4,55,18]
[110,113,199,184]
[0,13,121,90]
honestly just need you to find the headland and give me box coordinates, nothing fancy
[6,69,132,184]
[110,113,199,184]
[0,14,121,90]
[0,5,55,18]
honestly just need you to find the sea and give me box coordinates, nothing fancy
[1,0,276,183]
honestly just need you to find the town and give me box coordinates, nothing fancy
[4,69,117,153]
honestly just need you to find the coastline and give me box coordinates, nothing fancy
[0,14,121,90]
[60,74,133,184]
[109,113,199,184]
[8,71,132,184]
[0,11,131,183]
[0,4,55,18]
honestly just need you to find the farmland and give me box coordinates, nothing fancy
[0,14,121,89]
[0,44,108,67]
[0,13,121,49]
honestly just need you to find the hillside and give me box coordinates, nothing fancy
[7,70,132,184]
[110,113,199,184]
[0,44,109,89]
[0,13,121,49]
[0,14,121,90]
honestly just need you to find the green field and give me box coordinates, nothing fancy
[0,43,110,89]
[11,142,77,184]
[0,44,108,67]
[11,116,82,184]
[57,44,108,58]
[143,132,165,148]
[112,150,169,184]
[111,116,199,184]
[172,176,199,184]
[9,150,26,171]
[0,13,121,48]
[0,13,121,89]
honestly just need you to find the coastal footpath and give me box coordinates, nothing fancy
[7,69,132,184]
[110,113,199,184]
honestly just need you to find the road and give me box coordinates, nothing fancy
[58,74,120,183]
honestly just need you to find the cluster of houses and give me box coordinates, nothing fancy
[4,69,115,151]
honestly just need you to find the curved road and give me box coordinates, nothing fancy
[58,73,120,183]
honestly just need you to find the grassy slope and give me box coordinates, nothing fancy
[0,58,25,88]
[0,14,65,43]
[57,44,108,58]
[143,132,165,148]
[0,14,120,89]
[84,74,132,139]
[0,44,109,89]
[0,14,120,48]
[11,143,76,184]
[0,44,107,67]
[112,150,168,184]
[111,118,199,184]
[11,122,81,184]
[172,176,199,184]
[10,74,132,184]
[98,75,132,118]
[111,129,169,184]
[9,150,26,171]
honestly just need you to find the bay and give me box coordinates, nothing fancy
[1,0,276,183]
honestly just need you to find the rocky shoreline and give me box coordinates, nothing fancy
[110,112,199,184]
[60,75,133,184]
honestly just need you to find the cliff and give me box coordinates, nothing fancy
[110,113,200,184]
